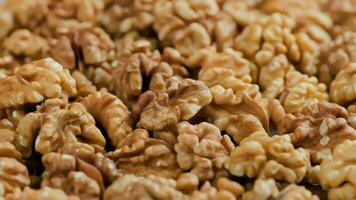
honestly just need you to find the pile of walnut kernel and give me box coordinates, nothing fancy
[2,0,356,199]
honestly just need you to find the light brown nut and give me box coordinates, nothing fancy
[3,29,48,58]
[153,0,223,57]
[278,102,356,163]
[172,23,211,57]
[330,63,356,105]
[189,180,236,200]
[83,66,114,91]
[0,157,30,193]
[222,0,265,27]
[173,0,219,21]
[80,90,133,147]
[212,12,237,51]
[260,0,332,29]
[16,102,105,156]
[136,78,212,131]
[6,186,80,200]
[41,152,101,200]
[319,32,356,84]
[93,153,121,185]
[43,0,103,33]
[114,48,188,104]
[242,179,279,200]
[103,174,185,200]
[58,143,121,186]
[276,184,319,200]
[176,173,199,193]
[115,31,157,56]
[4,0,47,28]
[57,142,97,164]
[225,131,310,183]
[72,71,97,97]
[279,70,328,113]
[113,50,163,105]
[318,140,356,193]
[50,36,76,70]
[0,10,14,40]
[100,1,155,34]
[217,177,244,197]
[328,183,356,200]
[257,54,289,99]
[108,129,181,179]
[204,87,271,143]
[0,142,21,160]
[50,27,114,68]
[0,58,77,109]
[347,104,356,129]
[235,11,330,77]
[235,13,299,61]
[76,27,114,65]
[260,1,332,75]
[189,48,284,142]
[186,48,257,83]
[324,0,356,31]
[174,122,232,181]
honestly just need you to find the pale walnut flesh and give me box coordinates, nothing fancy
[330,63,356,105]
[0,58,77,110]
[41,152,101,200]
[108,128,181,179]
[104,175,185,200]
[16,102,106,156]
[174,121,234,181]
[6,186,80,200]
[80,90,133,147]
[225,131,311,183]
[318,140,356,196]
[136,78,212,131]
[280,70,329,113]
[278,102,356,163]
[0,157,30,194]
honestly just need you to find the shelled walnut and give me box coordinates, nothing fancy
[225,131,311,183]
[0,58,77,110]
[318,140,356,200]
[108,128,181,179]
[174,121,234,181]
[278,102,356,163]
[135,78,212,131]
[16,99,105,156]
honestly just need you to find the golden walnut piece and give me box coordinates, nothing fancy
[330,63,356,105]
[278,102,356,163]
[16,101,105,156]
[319,31,356,84]
[108,128,181,179]
[41,152,102,200]
[318,140,356,200]
[3,29,48,58]
[0,58,77,109]
[242,179,318,200]
[104,175,185,200]
[80,90,133,147]
[225,131,310,183]
[136,78,212,131]
[0,157,30,194]
[174,121,234,181]
[279,70,328,113]
[6,187,80,200]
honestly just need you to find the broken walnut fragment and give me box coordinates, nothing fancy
[0,58,77,110]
